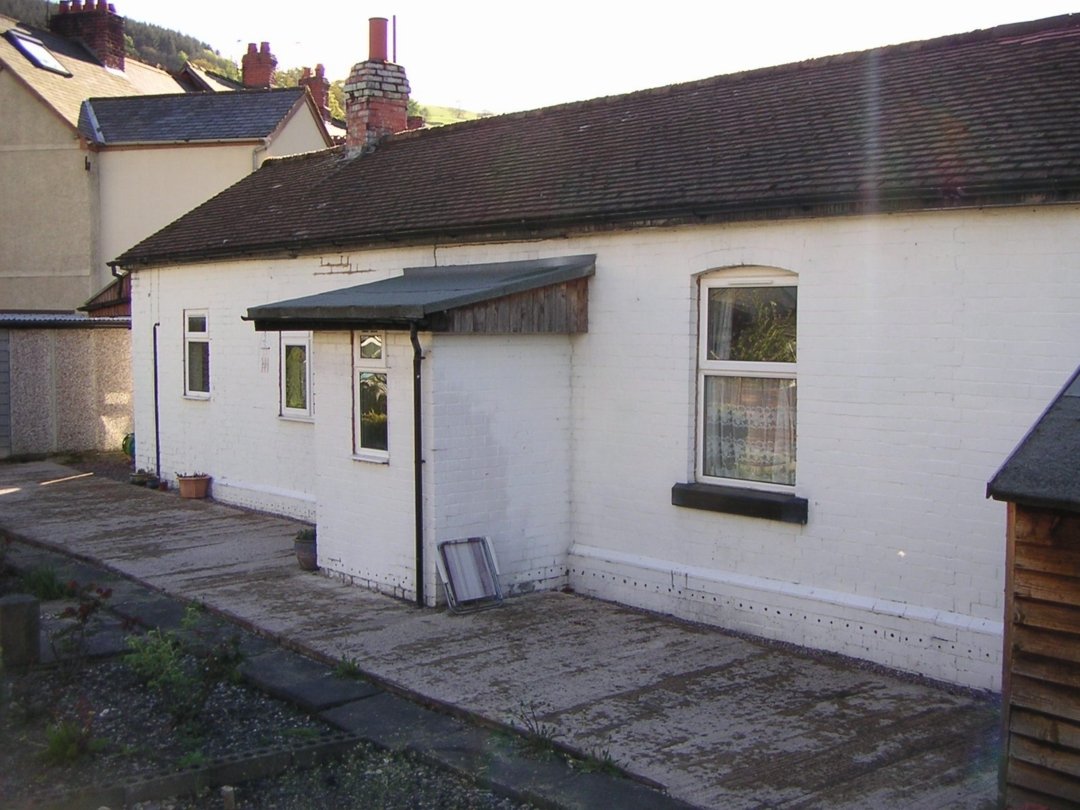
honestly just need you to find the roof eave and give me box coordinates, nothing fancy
[113,182,1080,271]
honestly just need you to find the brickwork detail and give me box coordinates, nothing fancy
[241,42,276,89]
[50,0,125,71]
[344,61,410,150]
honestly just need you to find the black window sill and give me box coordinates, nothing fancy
[671,482,808,524]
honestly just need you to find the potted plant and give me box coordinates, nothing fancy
[294,527,317,571]
[176,473,211,499]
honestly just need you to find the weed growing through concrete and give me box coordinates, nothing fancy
[333,653,363,680]
[511,700,562,758]
[20,566,73,600]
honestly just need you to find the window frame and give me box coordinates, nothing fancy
[696,271,797,492]
[183,309,210,399]
[279,331,313,420]
[352,332,389,462]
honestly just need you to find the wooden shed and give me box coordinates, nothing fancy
[988,365,1080,808]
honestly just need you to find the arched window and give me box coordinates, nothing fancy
[698,269,797,489]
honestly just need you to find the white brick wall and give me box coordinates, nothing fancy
[131,205,1080,689]
[430,335,573,596]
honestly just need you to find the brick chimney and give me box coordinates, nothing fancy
[299,64,331,122]
[241,42,276,88]
[50,0,125,71]
[344,17,410,151]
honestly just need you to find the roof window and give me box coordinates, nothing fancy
[5,30,71,76]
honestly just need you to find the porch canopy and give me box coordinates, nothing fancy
[245,254,595,334]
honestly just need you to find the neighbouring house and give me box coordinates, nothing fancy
[113,15,1080,691]
[0,2,331,457]
[988,366,1080,806]
[0,4,333,312]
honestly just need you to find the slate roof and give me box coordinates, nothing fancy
[80,88,314,144]
[987,367,1080,513]
[116,14,1080,269]
[245,255,597,330]
[0,14,181,129]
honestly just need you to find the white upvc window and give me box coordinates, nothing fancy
[353,332,388,460]
[698,270,797,490]
[280,331,313,419]
[183,309,210,398]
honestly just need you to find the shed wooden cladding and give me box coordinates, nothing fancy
[1003,503,1080,808]
[437,278,589,334]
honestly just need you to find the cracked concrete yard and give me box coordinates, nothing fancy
[0,461,1001,808]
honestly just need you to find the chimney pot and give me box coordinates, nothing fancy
[247,42,257,54]
[72,0,82,11]
[368,17,388,62]
[260,41,271,54]
[242,40,277,88]
[50,0,125,70]
[58,0,70,12]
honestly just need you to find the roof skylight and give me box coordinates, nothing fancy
[6,30,71,77]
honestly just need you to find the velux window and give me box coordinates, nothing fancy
[353,333,388,459]
[280,332,312,418]
[184,310,210,398]
[5,30,71,76]
[698,271,797,489]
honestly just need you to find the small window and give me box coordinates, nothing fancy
[698,272,797,489]
[184,310,210,398]
[280,332,313,418]
[5,31,72,76]
[353,333,388,459]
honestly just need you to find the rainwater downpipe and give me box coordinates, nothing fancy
[152,322,161,478]
[410,323,425,607]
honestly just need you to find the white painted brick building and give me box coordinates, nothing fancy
[118,16,1080,690]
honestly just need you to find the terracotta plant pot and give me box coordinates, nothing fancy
[177,475,211,499]
[294,529,317,571]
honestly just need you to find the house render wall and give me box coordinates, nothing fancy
[98,145,259,290]
[0,72,96,310]
[311,330,421,599]
[8,327,131,455]
[429,335,573,596]
[129,251,433,520]
[553,205,1080,691]
[264,110,327,159]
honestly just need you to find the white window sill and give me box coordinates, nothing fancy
[352,451,389,465]
[183,393,210,401]
[279,414,314,423]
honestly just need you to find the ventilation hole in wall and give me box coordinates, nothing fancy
[873,630,878,635]
[623,579,627,584]
[713,597,717,602]
[739,603,744,608]
[817,618,821,623]
[845,623,850,628]
[890,633,895,638]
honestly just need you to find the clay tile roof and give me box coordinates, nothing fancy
[116,14,1080,269]
[80,87,310,144]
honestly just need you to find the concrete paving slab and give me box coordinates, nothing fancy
[241,648,382,711]
[0,461,1002,808]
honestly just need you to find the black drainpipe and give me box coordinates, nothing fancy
[410,323,425,607]
[152,322,161,478]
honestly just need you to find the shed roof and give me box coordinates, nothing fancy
[987,366,1080,513]
[79,87,318,145]
[117,14,1080,270]
[245,255,596,331]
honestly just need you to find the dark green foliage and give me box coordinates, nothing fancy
[19,566,73,600]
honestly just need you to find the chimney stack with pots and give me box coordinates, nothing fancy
[51,0,126,71]
[299,64,331,122]
[344,17,411,151]
[241,42,277,88]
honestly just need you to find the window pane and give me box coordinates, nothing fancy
[284,344,307,410]
[187,341,209,393]
[707,287,796,362]
[358,372,388,451]
[187,314,207,333]
[359,334,383,360]
[703,376,796,485]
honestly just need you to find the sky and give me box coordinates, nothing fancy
[112,1,1076,114]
